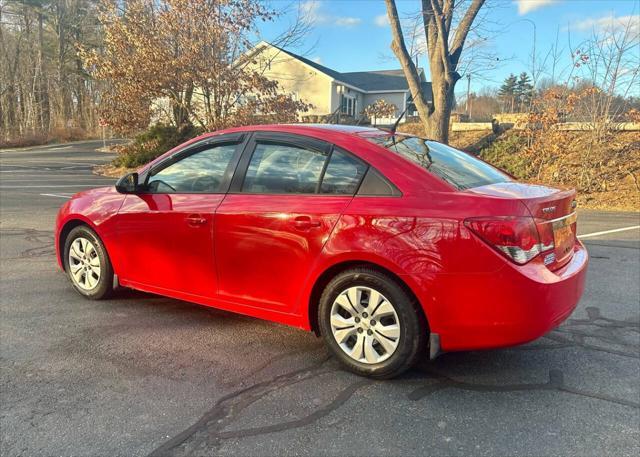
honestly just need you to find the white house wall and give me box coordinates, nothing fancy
[248,46,334,116]
[362,92,407,124]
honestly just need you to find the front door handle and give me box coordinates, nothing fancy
[186,214,208,227]
[292,215,321,230]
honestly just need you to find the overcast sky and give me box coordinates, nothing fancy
[259,0,640,96]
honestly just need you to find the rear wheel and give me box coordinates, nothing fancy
[63,225,113,300]
[318,268,426,379]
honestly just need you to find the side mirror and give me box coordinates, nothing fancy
[115,172,140,194]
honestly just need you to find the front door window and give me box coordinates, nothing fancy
[147,144,237,194]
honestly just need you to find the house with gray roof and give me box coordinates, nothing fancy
[247,42,433,124]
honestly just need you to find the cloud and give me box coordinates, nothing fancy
[571,14,639,35]
[300,0,361,28]
[374,14,389,27]
[335,17,362,26]
[514,0,557,15]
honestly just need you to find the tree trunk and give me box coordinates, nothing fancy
[385,1,433,132]
[427,82,455,143]
[37,11,50,132]
[56,1,71,126]
[172,83,194,127]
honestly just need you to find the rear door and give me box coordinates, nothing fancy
[115,134,244,299]
[215,132,368,313]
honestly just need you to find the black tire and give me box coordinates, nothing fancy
[318,267,427,379]
[63,225,114,300]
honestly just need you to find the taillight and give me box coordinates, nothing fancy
[464,216,555,265]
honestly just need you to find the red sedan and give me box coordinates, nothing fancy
[55,124,588,378]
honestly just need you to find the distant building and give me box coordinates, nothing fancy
[247,41,433,124]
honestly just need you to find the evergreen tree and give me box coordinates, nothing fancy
[515,72,534,111]
[498,74,518,113]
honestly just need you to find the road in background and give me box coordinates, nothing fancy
[1,142,638,457]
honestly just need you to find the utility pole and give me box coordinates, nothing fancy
[515,18,537,90]
[465,73,472,119]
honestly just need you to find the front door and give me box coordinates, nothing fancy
[215,133,368,313]
[115,137,242,299]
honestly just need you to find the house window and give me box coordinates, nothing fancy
[341,94,356,117]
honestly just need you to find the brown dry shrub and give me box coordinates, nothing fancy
[480,130,640,211]
[0,127,94,149]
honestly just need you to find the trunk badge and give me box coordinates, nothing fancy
[542,206,556,214]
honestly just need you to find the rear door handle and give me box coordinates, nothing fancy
[186,214,208,227]
[292,216,321,230]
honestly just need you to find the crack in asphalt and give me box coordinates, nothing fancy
[407,306,639,409]
[0,227,55,258]
[502,306,639,358]
[408,368,639,409]
[147,357,350,457]
[215,379,371,440]
[545,306,639,359]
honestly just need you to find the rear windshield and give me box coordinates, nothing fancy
[365,134,511,190]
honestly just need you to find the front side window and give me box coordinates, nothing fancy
[242,142,328,194]
[147,144,237,193]
[365,135,511,190]
[321,148,367,195]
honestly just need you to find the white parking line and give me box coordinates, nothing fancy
[0,184,97,189]
[578,225,640,239]
[40,193,73,199]
[48,146,73,151]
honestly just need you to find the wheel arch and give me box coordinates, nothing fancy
[307,260,429,337]
[57,218,98,270]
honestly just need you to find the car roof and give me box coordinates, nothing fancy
[210,123,388,137]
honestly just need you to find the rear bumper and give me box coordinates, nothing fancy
[429,241,588,352]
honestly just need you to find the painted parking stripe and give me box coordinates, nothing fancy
[0,185,99,188]
[0,177,113,181]
[578,225,640,239]
[40,193,73,199]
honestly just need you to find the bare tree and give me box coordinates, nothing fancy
[385,0,485,143]
[573,16,640,140]
[0,0,103,145]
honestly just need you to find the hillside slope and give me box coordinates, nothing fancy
[398,123,639,211]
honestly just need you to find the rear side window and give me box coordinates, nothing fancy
[321,148,367,195]
[366,135,511,190]
[242,142,327,194]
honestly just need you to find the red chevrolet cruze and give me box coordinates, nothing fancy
[55,124,588,378]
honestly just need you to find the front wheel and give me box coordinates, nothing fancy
[318,268,427,379]
[63,225,114,300]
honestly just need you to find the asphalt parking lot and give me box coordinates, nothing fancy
[1,141,639,457]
